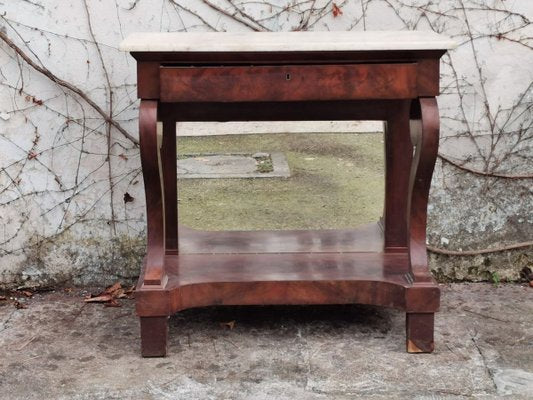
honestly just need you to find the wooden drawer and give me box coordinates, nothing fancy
[160,63,418,102]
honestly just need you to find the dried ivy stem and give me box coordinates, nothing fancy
[428,241,533,256]
[83,0,117,234]
[0,30,139,146]
[438,154,533,180]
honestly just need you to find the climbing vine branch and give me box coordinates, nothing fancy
[0,30,139,146]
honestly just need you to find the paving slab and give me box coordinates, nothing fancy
[0,283,531,399]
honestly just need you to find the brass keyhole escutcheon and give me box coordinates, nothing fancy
[286,73,291,81]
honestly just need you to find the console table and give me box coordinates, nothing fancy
[120,31,456,357]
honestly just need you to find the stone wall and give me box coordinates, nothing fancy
[0,0,531,288]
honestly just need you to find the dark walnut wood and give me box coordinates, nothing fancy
[160,63,417,102]
[131,48,446,357]
[139,100,166,286]
[140,316,168,357]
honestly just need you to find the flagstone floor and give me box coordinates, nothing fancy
[0,283,532,399]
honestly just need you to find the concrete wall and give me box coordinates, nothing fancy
[0,1,531,288]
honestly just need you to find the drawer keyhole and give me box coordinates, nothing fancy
[286,73,291,81]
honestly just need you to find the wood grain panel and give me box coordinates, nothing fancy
[137,62,160,99]
[160,63,418,102]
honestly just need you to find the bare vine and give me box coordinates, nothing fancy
[428,241,533,256]
[0,30,138,145]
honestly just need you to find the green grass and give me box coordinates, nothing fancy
[177,133,384,231]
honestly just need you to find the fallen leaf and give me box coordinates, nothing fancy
[84,282,133,306]
[28,151,38,160]
[0,296,6,301]
[84,294,113,303]
[119,154,128,161]
[104,282,122,295]
[529,280,533,288]
[220,320,236,330]
[332,3,343,17]
[21,290,33,298]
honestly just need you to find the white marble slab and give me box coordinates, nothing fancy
[120,31,456,52]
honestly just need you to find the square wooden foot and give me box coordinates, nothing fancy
[140,316,168,357]
[406,313,434,353]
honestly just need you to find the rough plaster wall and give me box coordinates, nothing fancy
[0,0,531,288]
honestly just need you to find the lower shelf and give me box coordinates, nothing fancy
[168,252,409,285]
[136,224,439,316]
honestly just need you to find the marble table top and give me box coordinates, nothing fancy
[120,31,456,53]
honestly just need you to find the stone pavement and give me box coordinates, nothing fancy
[0,283,532,399]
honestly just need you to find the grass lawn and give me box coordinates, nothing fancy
[177,132,384,231]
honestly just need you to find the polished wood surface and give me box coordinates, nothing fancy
[384,100,412,252]
[139,100,166,286]
[140,316,168,357]
[160,63,417,102]
[406,313,435,353]
[408,97,440,283]
[136,252,439,318]
[176,223,384,254]
[161,118,178,251]
[128,43,447,357]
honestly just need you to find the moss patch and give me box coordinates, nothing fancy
[253,154,274,173]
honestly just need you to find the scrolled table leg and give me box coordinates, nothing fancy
[139,100,166,287]
[407,97,439,283]
[405,97,440,353]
